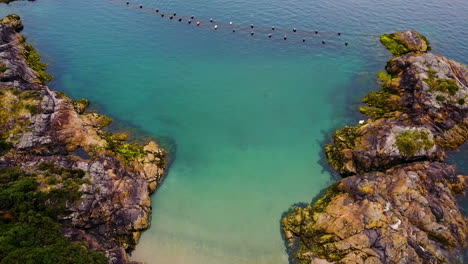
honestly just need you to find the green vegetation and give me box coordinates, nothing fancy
[458,98,466,105]
[36,162,90,201]
[425,68,460,96]
[0,139,12,155]
[0,88,40,142]
[0,63,7,74]
[331,126,361,149]
[380,31,430,56]
[429,79,459,96]
[395,129,434,156]
[325,125,361,172]
[72,99,90,114]
[22,43,53,84]
[378,72,391,83]
[436,95,446,102]
[282,184,343,264]
[417,32,431,51]
[380,33,409,56]
[0,168,107,264]
[101,132,146,163]
[360,91,402,119]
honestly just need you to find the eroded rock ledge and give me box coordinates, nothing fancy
[0,15,167,263]
[283,30,467,264]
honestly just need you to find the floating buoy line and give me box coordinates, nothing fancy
[115,0,378,47]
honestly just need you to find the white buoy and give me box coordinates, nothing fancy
[359,120,365,124]
[229,21,233,25]
[214,25,218,30]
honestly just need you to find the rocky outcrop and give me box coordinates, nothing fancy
[283,31,467,263]
[0,15,167,263]
[380,30,431,56]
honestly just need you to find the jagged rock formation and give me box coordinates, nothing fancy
[0,15,167,263]
[283,30,468,264]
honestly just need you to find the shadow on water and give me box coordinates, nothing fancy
[316,69,379,178]
[278,69,388,263]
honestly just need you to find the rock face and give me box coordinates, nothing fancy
[0,15,167,264]
[283,31,467,263]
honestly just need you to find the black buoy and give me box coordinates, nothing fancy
[338,32,341,36]
[232,29,236,32]
[272,26,275,30]
[161,14,164,17]
[126,2,129,5]
[139,4,142,8]
[178,18,182,22]
[251,24,254,28]
[210,18,213,22]
[251,31,254,36]
[284,35,287,40]
[170,16,173,20]
[191,15,194,19]
[173,13,176,16]
[188,20,192,24]
[302,39,306,42]
[315,31,318,34]
[293,28,297,32]
[322,40,325,44]
[345,42,348,46]
[268,34,272,38]
[156,9,159,13]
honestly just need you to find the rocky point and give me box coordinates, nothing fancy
[282,30,468,264]
[0,14,167,264]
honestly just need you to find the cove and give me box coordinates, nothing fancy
[1,0,467,263]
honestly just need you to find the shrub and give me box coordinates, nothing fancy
[24,103,38,115]
[22,43,53,84]
[435,95,446,102]
[0,63,7,74]
[377,72,391,83]
[0,168,107,264]
[395,130,434,156]
[0,139,12,155]
[101,132,145,163]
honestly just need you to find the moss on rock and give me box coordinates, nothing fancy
[72,98,90,114]
[380,33,409,56]
[395,129,434,156]
[22,42,53,84]
[380,31,430,56]
[0,88,41,143]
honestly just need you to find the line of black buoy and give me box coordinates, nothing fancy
[119,1,354,47]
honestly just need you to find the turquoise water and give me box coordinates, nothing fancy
[1,0,467,263]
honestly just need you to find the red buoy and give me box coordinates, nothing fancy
[196,21,200,26]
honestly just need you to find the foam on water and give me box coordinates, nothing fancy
[1,0,467,263]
